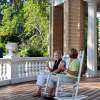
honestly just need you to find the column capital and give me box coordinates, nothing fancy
[87,0,96,7]
[97,12,100,18]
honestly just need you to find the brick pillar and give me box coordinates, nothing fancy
[64,0,84,54]
[80,0,84,49]
[51,4,64,56]
[64,0,70,54]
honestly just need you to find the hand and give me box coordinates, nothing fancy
[52,72,56,75]
[47,66,52,72]
[47,63,49,67]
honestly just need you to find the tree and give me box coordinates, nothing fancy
[0,0,49,57]
[17,0,49,56]
[0,5,18,36]
[0,0,7,5]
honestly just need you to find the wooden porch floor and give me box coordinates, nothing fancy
[0,78,100,100]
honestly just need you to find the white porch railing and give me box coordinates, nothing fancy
[0,57,52,86]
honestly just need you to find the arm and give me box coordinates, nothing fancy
[47,66,53,72]
[47,60,55,72]
[53,61,65,73]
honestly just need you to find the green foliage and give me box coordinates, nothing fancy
[0,0,49,57]
[17,0,49,57]
[0,37,5,56]
[26,48,43,57]
[0,42,5,52]
[0,5,18,36]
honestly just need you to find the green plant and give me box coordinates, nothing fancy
[0,0,49,57]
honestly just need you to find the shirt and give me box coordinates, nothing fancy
[52,58,62,73]
[67,59,80,79]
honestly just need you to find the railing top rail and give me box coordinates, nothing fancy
[0,57,53,62]
[0,58,11,62]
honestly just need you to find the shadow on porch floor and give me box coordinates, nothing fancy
[0,78,100,100]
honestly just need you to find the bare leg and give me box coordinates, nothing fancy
[48,87,54,96]
[37,86,41,95]
[48,83,56,96]
[33,85,41,96]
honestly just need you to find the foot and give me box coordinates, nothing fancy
[32,93,41,97]
[44,96,55,100]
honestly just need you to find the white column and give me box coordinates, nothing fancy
[87,0,97,77]
[64,0,69,54]
[49,0,54,57]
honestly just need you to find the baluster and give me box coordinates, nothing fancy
[29,61,31,76]
[29,61,32,76]
[0,64,1,80]
[21,62,23,77]
[11,59,20,84]
[2,62,6,80]
[25,61,28,77]
[18,63,20,78]
[45,61,48,72]
[0,63,3,80]
[1,63,2,80]
[19,62,22,78]
[6,62,11,80]
[38,62,41,74]
[22,61,25,77]
[17,62,19,79]
[37,62,40,75]
[38,62,40,73]
[21,61,24,77]
[2,63,4,80]
[34,61,37,75]
[41,62,44,73]
[30,61,33,77]
[1,63,3,80]
[41,61,44,73]
[43,61,45,73]
[41,62,43,71]
[23,61,26,77]
[4,63,7,80]
[31,61,34,76]
[43,62,47,73]
[27,61,30,77]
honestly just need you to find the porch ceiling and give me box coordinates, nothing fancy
[97,3,100,12]
[97,0,100,3]
[84,0,100,3]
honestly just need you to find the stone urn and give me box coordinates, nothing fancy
[4,42,17,58]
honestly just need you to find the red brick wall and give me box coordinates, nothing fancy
[68,0,84,50]
[53,4,64,54]
[63,0,84,52]
[52,0,84,56]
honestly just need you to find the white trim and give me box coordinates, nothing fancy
[87,1,97,77]
[84,0,100,3]
[54,0,64,6]
[97,12,100,17]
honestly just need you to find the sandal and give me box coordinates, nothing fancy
[32,93,41,97]
[44,96,55,100]
[43,95,55,100]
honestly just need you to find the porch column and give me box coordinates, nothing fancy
[87,0,97,77]
[63,0,69,54]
